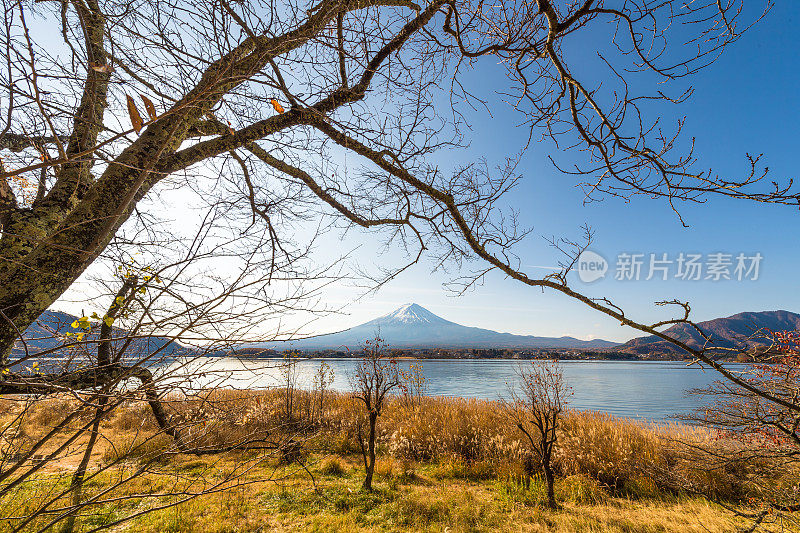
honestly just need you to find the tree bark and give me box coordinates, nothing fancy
[0,0,446,366]
[363,410,378,491]
[61,396,108,533]
[543,459,556,509]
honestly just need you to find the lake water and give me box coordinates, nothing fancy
[160,357,748,422]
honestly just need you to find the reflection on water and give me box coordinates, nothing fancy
[159,357,748,422]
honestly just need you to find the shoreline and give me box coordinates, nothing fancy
[221,353,737,363]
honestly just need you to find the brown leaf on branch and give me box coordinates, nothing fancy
[126,95,143,134]
[89,62,114,73]
[141,95,158,121]
[270,99,285,114]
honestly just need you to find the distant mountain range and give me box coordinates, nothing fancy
[247,303,619,351]
[15,307,800,359]
[619,310,800,355]
[11,310,185,361]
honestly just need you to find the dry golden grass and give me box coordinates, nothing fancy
[0,389,791,532]
[113,462,751,533]
[69,454,747,533]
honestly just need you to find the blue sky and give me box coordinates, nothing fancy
[308,2,800,342]
[47,2,799,343]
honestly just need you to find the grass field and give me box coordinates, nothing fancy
[2,451,750,532]
[0,390,788,532]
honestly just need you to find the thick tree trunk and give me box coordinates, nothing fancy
[0,158,159,365]
[363,411,378,491]
[0,251,96,366]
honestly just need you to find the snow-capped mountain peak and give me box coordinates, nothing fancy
[374,303,449,325]
[250,302,619,350]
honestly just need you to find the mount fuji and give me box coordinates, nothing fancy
[251,303,618,351]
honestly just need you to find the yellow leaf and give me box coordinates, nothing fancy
[103,316,114,327]
[141,95,158,121]
[270,99,285,114]
[126,94,143,134]
[71,320,80,329]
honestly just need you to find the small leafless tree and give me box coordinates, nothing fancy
[0,221,324,531]
[280,351,301,423]
[350,336,402,491]
[673,331,800,531]
[312,360,335,421]
[505,359,571,508]
[399,362,427,408]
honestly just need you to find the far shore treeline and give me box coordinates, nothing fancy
[227,347,680,361]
